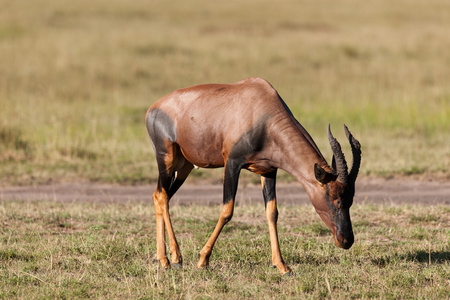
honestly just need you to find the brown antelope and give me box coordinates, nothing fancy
[146,77,361,275]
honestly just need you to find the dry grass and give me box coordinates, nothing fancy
[0,200,449,299]
[1,0,450,185]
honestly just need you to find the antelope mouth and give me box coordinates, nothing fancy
[334,231,354,249]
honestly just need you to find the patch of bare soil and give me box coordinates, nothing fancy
[0,178,448,206]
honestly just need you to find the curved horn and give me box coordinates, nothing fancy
[328,125,348,184]
[344,125,362,184]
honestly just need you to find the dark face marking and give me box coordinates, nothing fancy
[324,183,354,249]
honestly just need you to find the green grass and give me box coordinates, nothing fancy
[0,200,448,299]
[1,0,450,185]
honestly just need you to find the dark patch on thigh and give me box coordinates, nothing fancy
[146,109,177,157]
[146,109,178,192]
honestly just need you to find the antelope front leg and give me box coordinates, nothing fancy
[197,199,235,269]
[198,159,241,269]
[262,173,292,275]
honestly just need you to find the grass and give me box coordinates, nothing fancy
[0,200,449,299]
[1,0,450,185]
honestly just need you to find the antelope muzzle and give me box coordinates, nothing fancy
[335,229,354,249]
[334,211,354,249]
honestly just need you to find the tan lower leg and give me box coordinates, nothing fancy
[153,191,169,269]
[154,188,182,266]
[266,200,291,275]
[162,210,182,265]
[198,200,234,268]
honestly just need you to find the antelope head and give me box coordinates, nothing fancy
[313,125,362,249]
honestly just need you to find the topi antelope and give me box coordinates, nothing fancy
[146,77,361,275]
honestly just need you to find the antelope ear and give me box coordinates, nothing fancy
[314,163,337,184]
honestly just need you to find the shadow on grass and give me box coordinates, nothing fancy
[0,249,35,262]
[289,254,340,266]
[372,250,450,266]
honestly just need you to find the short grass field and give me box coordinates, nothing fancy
[0,200,449,299]
[1,1,450,299]
[1,0,449,185]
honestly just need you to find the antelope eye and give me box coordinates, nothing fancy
[335,200,342,209]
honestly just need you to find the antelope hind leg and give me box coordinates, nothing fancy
[152,187,170,269]
[165,160,193,268]
[152,144,188,269]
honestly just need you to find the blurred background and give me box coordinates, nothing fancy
[0,0,449,185]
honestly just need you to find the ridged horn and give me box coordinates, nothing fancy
[328,125,348,184]
[344,125,362,184]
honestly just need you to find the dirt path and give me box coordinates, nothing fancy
[1,178,449,206]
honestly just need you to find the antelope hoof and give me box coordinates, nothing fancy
[272,262,292,275]
[197,258,210,269]
[197,262,209,269]
[171,263,182,270]
[197,250,211,269]
[159,258,171,270]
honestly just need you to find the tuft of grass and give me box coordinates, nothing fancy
[0,126,34,161]
[0,200,449,299]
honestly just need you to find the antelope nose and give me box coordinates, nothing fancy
[336,231,354,249]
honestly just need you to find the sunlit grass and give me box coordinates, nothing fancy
[1,0,449,184]
[0,200,448,298]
